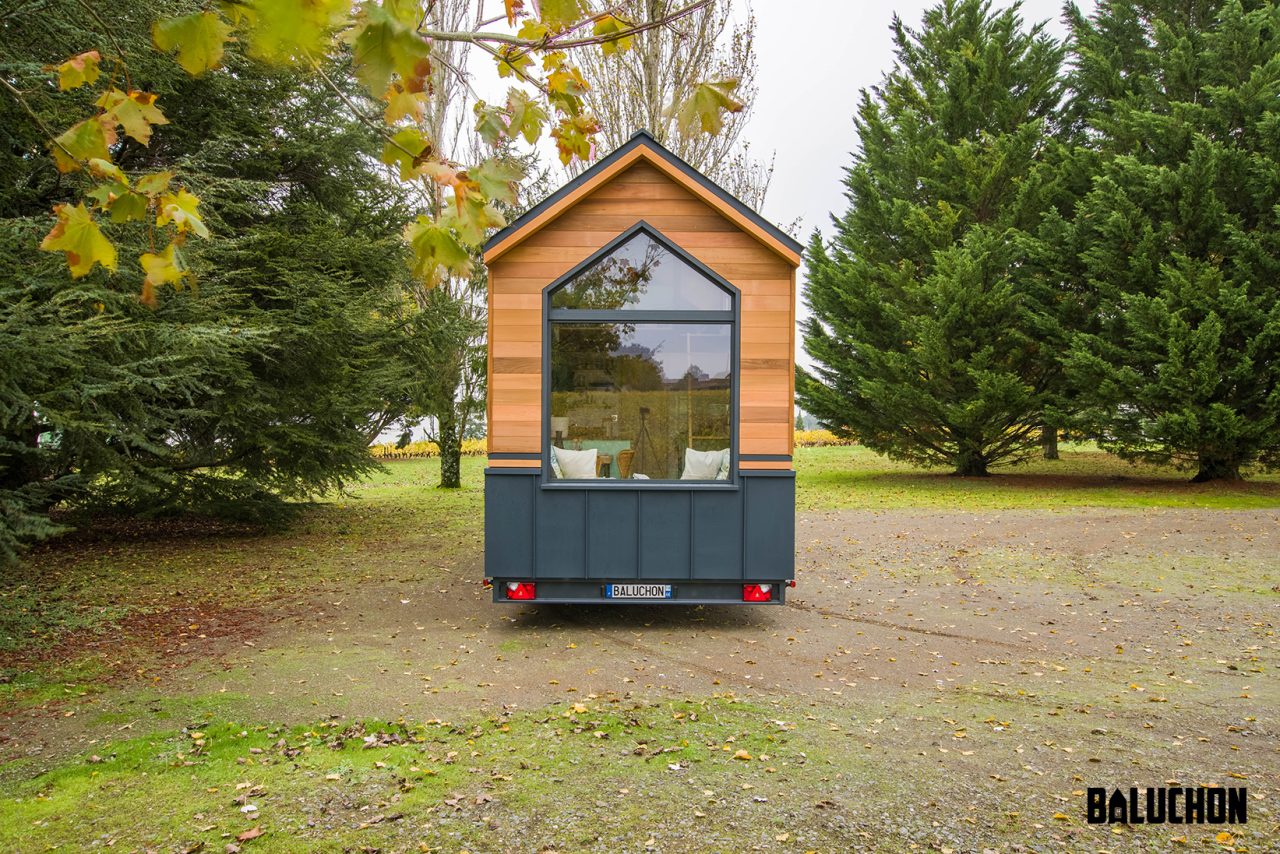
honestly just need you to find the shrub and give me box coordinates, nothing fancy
[370,439,487,460]
[794,429,855,448]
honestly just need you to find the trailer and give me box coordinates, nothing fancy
[482,130,801,604]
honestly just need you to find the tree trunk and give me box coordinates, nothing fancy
[1191,454,1241,483]
[952,441,990,477]
[1041,425,1059,460]
[437,410,462,489]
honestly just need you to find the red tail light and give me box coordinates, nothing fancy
[742,583,773,602]
[506,582,536,600]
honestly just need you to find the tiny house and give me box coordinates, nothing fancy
[483,130,801,604]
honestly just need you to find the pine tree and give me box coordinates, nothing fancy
[1064,0,1280,481]
[0,0,417,560]
[797,0,1068,475]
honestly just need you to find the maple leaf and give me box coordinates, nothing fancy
[152,12,232,75]
[495,45,533,79]
[157,189,210,238]
[503,0,523,25]
[134,171,174,195]
[550,114,598,164]
[244,0,351,66]
[349,1,433,96]
[592,15,632,56]
[383,82,427,124]
[40,203,117,278]
[506,88,547,144]
[139,241,191,306]
[539,0,587,31]
[473,101,508,146]
[84,163,148,223]
[380,127,432,180]
[50,117,116,173]
[87,158,127,185]
[670,79,744,136]
[47,51,101,90]
[97,89,169,145]
[404,215,471,284]
[442,195,505,246]
[469,157,525,207]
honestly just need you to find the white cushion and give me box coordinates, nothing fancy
[551,446,597,479]
[681,447,729,480]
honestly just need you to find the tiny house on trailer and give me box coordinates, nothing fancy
[483,130,801,605]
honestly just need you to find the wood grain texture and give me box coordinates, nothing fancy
[487,158,796,459]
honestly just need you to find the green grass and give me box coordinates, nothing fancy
[0,696,843,853]
[796,443,1280,511]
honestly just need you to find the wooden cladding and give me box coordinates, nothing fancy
[487,156,797,463]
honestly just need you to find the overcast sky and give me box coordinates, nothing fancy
[743,0,1095,241]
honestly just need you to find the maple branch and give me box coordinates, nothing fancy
[420,0,711,51]
[72,0,132,87]
[0,77,81,167]
[307,57,425,164]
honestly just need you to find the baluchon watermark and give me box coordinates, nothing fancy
[1087,787,1247,825]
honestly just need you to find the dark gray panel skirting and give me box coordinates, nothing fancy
[484,469,793,582]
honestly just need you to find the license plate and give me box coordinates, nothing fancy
[605,584,672,600]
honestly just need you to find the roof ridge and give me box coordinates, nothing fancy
[482,129,802,262]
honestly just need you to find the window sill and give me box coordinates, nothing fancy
[541,477,739,492]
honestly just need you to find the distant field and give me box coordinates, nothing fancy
[796,443,1280,511]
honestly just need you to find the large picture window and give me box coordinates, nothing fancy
[546,228,736,482]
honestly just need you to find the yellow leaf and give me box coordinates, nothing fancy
[97,89,169,145]
[139,241,191,307]
[349,1,432,95]
[50,117,116,173]
[1215,831,1234,845]
[539,0,586,30]
[245,0,352,65]
[732,749,751,761]
[383,82,426,124]
[592,15,632,56]
[40,203,117,278]
[380,127,432,180]
[48,51,101,90]
[87,158,127,184]
[669,78,744,136]
[1052,812,1070,820]
[403,215,471,285]
[157,189,210,239]
[152,12,232,75]
[135,171,174,195]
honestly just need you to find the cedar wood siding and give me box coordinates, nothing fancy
[486,159,797,468]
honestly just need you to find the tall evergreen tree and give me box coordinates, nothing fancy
[797,0,1068,475]
[0,0,416,561]
[1063,0,1280,481]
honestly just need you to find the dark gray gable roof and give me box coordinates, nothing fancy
[482,129,803,257]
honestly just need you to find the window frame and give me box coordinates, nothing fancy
[541,221,740,490]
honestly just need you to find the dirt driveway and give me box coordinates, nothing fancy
[5,506,1278,851]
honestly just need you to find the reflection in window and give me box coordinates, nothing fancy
[550,232,732,312]
[550,324,731,480]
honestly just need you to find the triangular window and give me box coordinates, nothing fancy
[550,231,732,312]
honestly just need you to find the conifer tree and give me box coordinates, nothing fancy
[797,0,1068,475]
[1063,0,1280,481]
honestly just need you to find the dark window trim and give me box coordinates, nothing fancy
[542,222,740,489]
[549,309,734,323]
